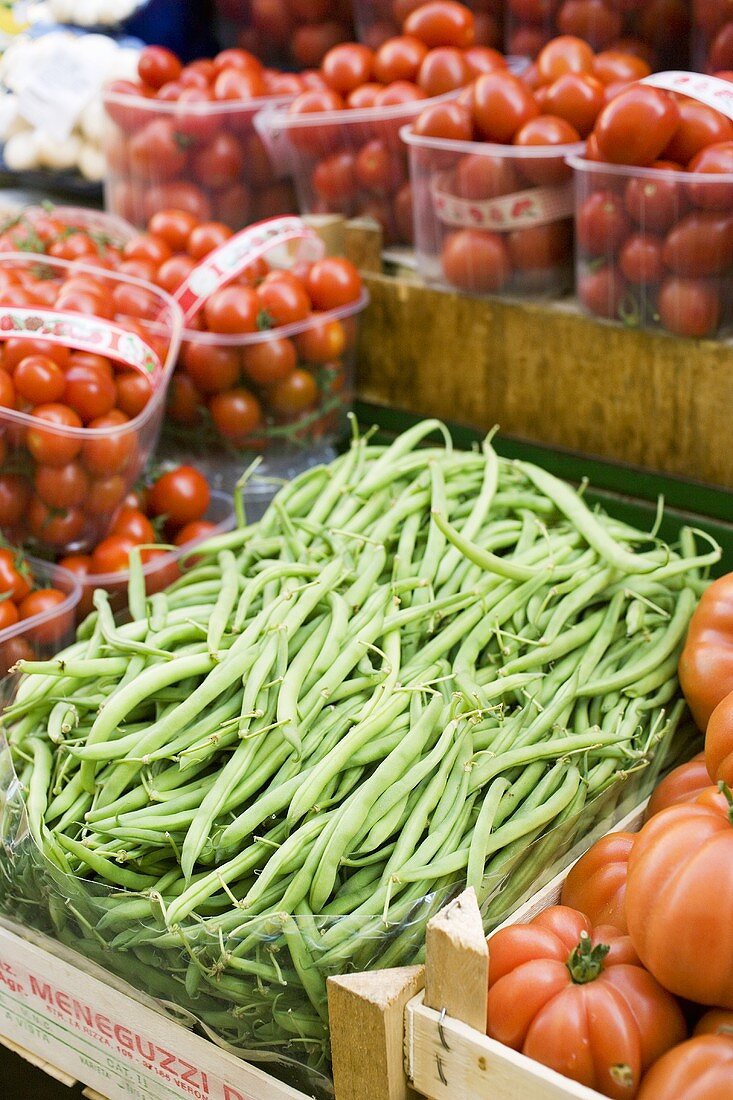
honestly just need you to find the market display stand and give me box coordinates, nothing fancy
[329,803,647,1100]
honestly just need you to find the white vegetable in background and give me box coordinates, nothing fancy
[0,29,140,177]
[25,0,143,26]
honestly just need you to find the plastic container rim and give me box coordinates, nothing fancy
[0,558,82,648]
[0,205,137,248]
[181,287,370,347]
[568,154,733,183]
[0,251,184,439]
[402,124,587,160]
[102,86,296,117]
[77,488,236,589]
[255,88,461,131]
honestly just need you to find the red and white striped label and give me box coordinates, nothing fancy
[433,180,574,231]
[0,308,163,385]
[174,216,326,323]
[642,70,733,121]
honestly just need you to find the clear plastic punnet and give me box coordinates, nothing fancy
[103,87,299,232]
[404,124,585,298]
[0,252,183,554]
[571,155,733,339]
[0,557,80,682]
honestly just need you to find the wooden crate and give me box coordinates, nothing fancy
[0,918,314,1100]
[348,226,733,492]
[329,803,647,1100]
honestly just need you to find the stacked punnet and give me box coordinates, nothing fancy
[0,420,717,1090]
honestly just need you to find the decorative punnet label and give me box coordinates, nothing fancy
[433,180,574,231]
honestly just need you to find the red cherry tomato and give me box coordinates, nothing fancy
[441,229,512,292]
[86,474,128,517]
[662,211,733,277]
[182,342,241,394]
[111,506,157,545]
[464,45,507,78]
[454,153,521,198]
[81,410,135,476]
[129,118,189,181]
[174,520,217,546]
[14,356,65,405]
[27,499,85,547]
[507,221,572,271]
[62,361,117,424]
[619,232,665,283]
[3,338,69,373]
[404,1,475,49]
[213,66,266,101]
[266,368,319,415]
[355,139,406,193]
[148,465,211,527]
[0,549,31,601]
[191,133,245,191]
[657,277,720,337]
[594,86,681,167]
[148,209,199,252]
[313,151,357,202]
[592,50,651,86]
[26,405,83,467]
[257,273,311,327]
[0,474,31,528]
[306,258,362,310]
[578,264,626,318]
[473,73,540,143]
[0,600,19,631]
[57,554,92,582]
[116,372,153,419]
[557,1,622,49]
[138,46,182,91]
[209,388,262,444]
[34,461,89,510]
[241,336,297,386]
[187,221,233,260]
[91,535,137,575]
[295,316,347,362]
[624,169,687,233]
[203,285,259,335]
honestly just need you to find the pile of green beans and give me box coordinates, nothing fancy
[0,420,715,1090]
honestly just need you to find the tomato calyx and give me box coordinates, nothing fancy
[566,931,609,983]
[256,309,276,331]
[609,1064,634,1088]
[718,780,733,825]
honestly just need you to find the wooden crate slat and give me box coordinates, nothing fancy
[0,1030,79,1087]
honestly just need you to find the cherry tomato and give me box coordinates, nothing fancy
[112,282,160,322]
[17,588,71,643]
[287,89,345,155]
[0,474,30,528]
[577,189,632,256]
[13,354,68,406]
[313,151,357,203]
[138,46,182,90]
[257,273,311,327]
[663,100,733,165]
[0,549,31,601]
[34,461,89,510]
[296,316,347,362]
[544,73,605,137]
[115,372,153,419]
[0,599,19,631]
[156,254,196,294]
[404,1,475,49]
[619,232,665,283]
[62,361,117,424]
[91,535,137,575]
[168,373,203,426]
[111,506,156,545]
[124,233,172,268]
[182,341,240,395]
[192,133,245,191]
[374,80,427,106]
[174,520,217,546]
[473,73,539,143]
[242,337,297,385]
[203,286,259,335]
[213,47,263,75]
[657,276,721,337]
[514,115,581,185]
[27,498,85,547]
[663,211,733,277]
[26,405,83,467]
[0,367,16,409]
[148,209,199,252]
[82,410,135,477]
[688,142,733,210]
[347,83,387,109]
[454,153,521,199]
[322,44,374,94]
[86,474,128,517]
[355,138,405,193]
[594,87,681,166]
[213,66,266,101]
[3,338,69,373]
[374,36,428,83]
[464,45,507,78]
[578,264,626,318]
[266,368,318,415]
[187,221,232,260]
[537,35,595,83]
[129,118,189,181]
[507,221,572,271]
[57,554,92,582]
[557,0,622,48]
[147,465,211,529]
[209,388,262,444]
[417,47,470,97]
[144,182,212,223]
[442,229,512,292]
[592,50,651,85]
[306,258,362,310]
[624,168,686,233]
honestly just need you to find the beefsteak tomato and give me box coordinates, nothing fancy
[678,572,733,731]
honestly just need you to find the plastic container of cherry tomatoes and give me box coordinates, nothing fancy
[353,0,504,50]
[73,488,236,619]
[214,0,355,69]
[692,0,733,72]
[0,253,184,555]
[102,87,299,232]
[0,558,81,682]
[505,0,691,68]
[254,93,465,245]
[571,155,733,339]
[0,205,136,259]
[167,291,369,489]
[403,125,585,297]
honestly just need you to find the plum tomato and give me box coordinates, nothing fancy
[624,169,686,233]
[472,73,539,143]
[592,50,651,85]
[594,87,681,166]
[578,264,626,318]
[663,100,733,166]
[514,115,581,185]
[441,229,511,292]
[662,211,733,277]
[321,44,374,94]
[404,2,475,49]
[374,36,428,84]
[657,277,720,337]
[543,73,605,137]
[687,142,733,210]
[537,35,595,83]
[556,1,622,49]
[464,45,507,77]
[577,189,631,256]
[454,153,521,199]
[507,221,572,271]
[417,47,470,97]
